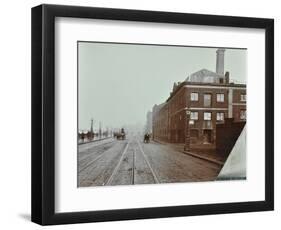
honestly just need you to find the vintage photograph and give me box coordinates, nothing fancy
[77,42,247,187]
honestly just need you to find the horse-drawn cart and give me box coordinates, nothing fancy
[114,128,126,140]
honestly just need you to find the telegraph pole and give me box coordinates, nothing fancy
[99,122,102,140]
[90,118,94,140]
[184,110,191,152]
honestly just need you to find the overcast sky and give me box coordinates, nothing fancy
[78,42,247,131]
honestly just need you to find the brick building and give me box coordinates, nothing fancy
[152,49,246,148]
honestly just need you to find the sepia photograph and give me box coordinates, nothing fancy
[77,42,247,187]
[30,4,274,225]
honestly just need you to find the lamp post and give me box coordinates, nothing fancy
[99,121,102,140]
[90,118,94,140]
[184,110,191,152]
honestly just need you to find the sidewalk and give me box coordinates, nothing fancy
[152,139,225,166]
[78,136,113,145]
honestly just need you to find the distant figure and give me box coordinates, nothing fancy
[144,133,150,143]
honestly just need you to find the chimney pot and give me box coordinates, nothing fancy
[225,71,230,84]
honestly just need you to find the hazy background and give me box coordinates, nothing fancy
[78,42,246,131]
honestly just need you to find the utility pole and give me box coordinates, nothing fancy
[99,122,102,140]
[90,118,94,140]
[184,110,191,152]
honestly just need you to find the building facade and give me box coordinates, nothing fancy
[152,49,246,148]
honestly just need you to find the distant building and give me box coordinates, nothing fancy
[145,111,153,134]
[152,49,246,147]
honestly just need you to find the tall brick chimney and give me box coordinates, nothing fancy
[216,48,225,75]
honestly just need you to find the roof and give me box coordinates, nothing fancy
[166,81,246,103]
[186,68,224,84]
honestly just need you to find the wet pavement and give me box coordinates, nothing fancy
[78,135,222,187]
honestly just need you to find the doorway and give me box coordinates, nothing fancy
[203,130,212,144]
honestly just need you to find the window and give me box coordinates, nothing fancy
[204,94,212,107]
[190,112,198,120]
[216,112,224,121]
[240,110,246,120]
[204,112,212,120]
[190,92,199,101]
[241,94,246,101]
[216,93,224,102]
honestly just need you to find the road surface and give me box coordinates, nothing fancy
[78,135,222,187]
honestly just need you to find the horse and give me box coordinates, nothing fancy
[143,133,150,143]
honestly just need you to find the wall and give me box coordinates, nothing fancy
[0,0,279,229]
[216,119,246,160]
[232,88,247,121]
[168,86,187,143]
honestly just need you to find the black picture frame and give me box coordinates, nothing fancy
[31,4,274,225]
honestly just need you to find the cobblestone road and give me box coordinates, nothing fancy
[78,135,222,187]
